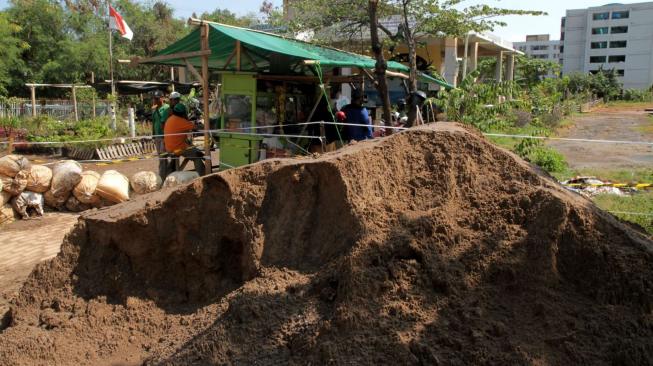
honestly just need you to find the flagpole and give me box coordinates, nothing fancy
[108,1,117,130]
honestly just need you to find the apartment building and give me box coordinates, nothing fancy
[561,2,653,89]
[514,35,562,78]
[514,35,562,62]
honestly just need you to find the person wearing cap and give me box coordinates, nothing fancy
[169,91,181,109]
[151,90,170,178]
[341,89,373,142]
[163,103,206,176]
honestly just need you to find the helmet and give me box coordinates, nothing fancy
[336,111,346,122]
[169,91,182,100]
[152,90,164,97]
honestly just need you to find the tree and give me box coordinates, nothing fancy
[288,0,545,126]
[0,12,28,95]
[369,0,393,129]
[514,55,560,88]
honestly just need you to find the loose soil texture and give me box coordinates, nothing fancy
[1,123,652,366]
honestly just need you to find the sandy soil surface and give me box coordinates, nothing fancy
[2,123,652,365]
[548,104,653,169]
[0,213,78,313]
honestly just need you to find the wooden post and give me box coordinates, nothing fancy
[200,23,212,175]
[71,86,79,122]
[91,72,97,118]
[236,40,242,71]
[30,86,37,117]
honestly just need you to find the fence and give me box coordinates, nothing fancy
[0,99,111,120]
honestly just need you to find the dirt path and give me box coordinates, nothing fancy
[0,213,79,311]
[548,104,653,169]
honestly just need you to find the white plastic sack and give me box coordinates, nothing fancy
[26,165,53,193]
[50,160,83,197]
[12,191,44,219]
[130,171,162,194]
[95,170,130,203]
[0,204,18,225]
[1,170,28,196]
[162,171,199,189]
[73,170,101,205]
[0,154,31,177]
[65,195,92,213]
[44,189,69,210]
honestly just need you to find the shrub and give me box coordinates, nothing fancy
[622,89,653,102]
[529,147,567,173]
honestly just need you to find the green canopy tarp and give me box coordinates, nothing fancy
[419,72,455,90]
[148,22,410,73]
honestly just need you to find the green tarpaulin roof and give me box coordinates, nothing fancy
[419,72,455,90]
[149,22,410,73]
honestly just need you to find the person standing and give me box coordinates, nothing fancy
[151,90,170,178]
[341,89,372,141]
[164,103,206,176]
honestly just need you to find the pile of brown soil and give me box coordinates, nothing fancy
[1,123,652,365]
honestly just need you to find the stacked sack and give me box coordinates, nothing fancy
[0,154,45,223]
[0,153,201,225]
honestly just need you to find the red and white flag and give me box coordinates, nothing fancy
[109,5,133,40]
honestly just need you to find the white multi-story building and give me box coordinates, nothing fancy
[514,35,562,62]
[514,35,562,78]
[561,2,653,89]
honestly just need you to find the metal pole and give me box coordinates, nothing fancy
[200,23,212,175]
[108,1,117,130]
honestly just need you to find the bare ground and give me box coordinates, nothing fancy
[548,104,653,169]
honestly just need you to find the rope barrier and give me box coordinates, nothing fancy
[484,133,653,146]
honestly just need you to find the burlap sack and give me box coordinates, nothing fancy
[1,170,28,196]
[50,160,83,197]
[130,171,162,194]
[26,165,53,193]
[44,189,70,210]
[73,170,101,204]
[162,171,199,189]
[96,170,130,203]
[65,195,92,213]
[0,191,11,206]
[0,154,31,177]
[0,203,18,225]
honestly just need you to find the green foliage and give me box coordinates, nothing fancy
[0,116,22,138]
[515,55,560,88]
[566,69,622,102]
[0,0,187,97]
[433,69,521,131]
[593,192,653,235]
[622,89,653,102]
[528,147,567,173]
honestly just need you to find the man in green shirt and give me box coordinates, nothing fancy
[151,90,170,178]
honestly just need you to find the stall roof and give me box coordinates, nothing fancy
[419,72,455,90]
[147,22,410,73]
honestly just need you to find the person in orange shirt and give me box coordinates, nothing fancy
[163,103,206,176]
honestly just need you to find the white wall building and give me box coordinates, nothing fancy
[514,35,562,62]
[561,2,653,89]
[514,35,562,78]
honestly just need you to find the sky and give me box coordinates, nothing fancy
[0,0,644,42]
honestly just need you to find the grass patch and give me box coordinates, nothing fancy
[554,168,653,235]
[604,100,653,109]
[593,192,653,235]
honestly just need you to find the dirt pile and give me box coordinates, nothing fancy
[1,123,652,365]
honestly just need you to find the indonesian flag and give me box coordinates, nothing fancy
[109,5,133,40]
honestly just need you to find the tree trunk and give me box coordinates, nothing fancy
[368,0,393,135]
[402,4,420,127]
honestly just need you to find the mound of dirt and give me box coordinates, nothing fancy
[1,123,652,365]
